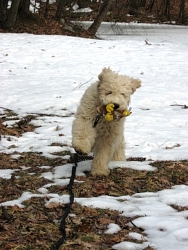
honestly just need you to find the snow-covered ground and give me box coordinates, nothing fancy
[0,24,188,249]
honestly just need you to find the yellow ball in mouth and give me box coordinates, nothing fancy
[106,103,115,113]
[123,109,132,117]
[105,103,120,113]
[105,112,114,121]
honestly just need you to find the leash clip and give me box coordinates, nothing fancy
[93,114,102,127]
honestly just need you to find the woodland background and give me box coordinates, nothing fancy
[0,0,187,38]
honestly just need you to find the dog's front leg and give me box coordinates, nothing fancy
[72,117,96,154]
[112,137,126,161]
[91,137,114,176]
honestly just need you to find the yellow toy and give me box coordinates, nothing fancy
[104,103,131,122]
[94,103,132,127]
[106,103,116,113]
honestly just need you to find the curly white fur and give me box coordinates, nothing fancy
[72,68,141,176]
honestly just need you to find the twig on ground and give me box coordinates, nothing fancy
[72,77,93,91]
[170,104,188,109]
[130,220,144,231]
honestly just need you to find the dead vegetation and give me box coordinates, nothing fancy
[0,110,188,249]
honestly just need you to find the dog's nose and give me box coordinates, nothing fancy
[113,103,120,110]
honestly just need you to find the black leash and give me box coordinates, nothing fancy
[52,153,78,250]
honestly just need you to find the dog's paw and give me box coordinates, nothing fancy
[72,136,94,155]
[73,146,90,155]
[72,139,91,155]
[75,150,87,156]
[91,167,110,176]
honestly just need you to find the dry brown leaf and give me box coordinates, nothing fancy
[45,201,60,208]
[82,242,93,248]
[93,183,106,195]
[111,234,121,243]
[11,204,23,212]
[98,217,114,224]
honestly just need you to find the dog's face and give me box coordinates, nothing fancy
[97,68,141,110]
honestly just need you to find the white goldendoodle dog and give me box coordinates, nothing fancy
[72,68,141,176]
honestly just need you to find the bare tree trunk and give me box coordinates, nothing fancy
[56,0,65,19]
[18,0,30,16]
[6,0,21,28]
[0,0,9,26]
[129,0,138,15]
[44,0,50,18]
[162,0,166,16]
[139,0,146,7]
[78,0,91,8]
[147,0,155,12]
[161,0,171,19]
[166,0,171,20]
[88,0,114,35]
[178,0,185,23]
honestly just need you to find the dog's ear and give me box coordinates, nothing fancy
[98,67,113,83]
[98,67,116,89]
[130,78,141,94]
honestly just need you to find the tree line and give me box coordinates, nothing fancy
[0,0,187,35]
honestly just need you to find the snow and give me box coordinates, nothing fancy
[0,23,188,249]
[105,223,121,234]
[73,5,93,13]
[128,232,147,241]
[0,169,19,179]
[112,241,153,250]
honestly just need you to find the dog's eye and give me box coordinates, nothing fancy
[106,92,112,95]
[121,93,125,96]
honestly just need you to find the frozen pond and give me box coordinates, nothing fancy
[79,21,188,44]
